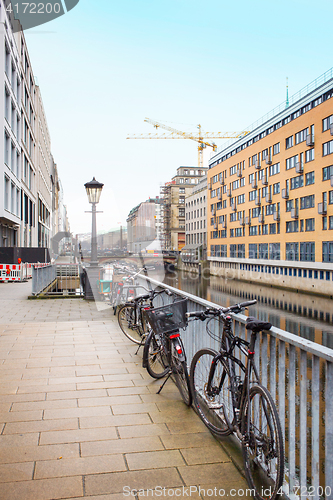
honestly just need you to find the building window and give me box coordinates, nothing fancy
[286,155,298,170]
[286,136,294,149]
[273,143,280,155]
[249,243,257,258]
[237,244,245,258]
[230,244,237,257]
[323,140,333,157]
[305,218,315,231]
[305,171,315,185]
[286,242,299,261]
[270,223,276,234]
[266,204,276,216]
[286,221,299,233]
[249,226,258,236]
[269,242,280,259]
[323,115,333,132]
[305,148,315,162]
[249,190,257,201]
[300,242,315,261]
[4,176,10,210]
[295,128,308,145]
[290,175,304,190]
[259,243,268,259]
[179,187,185,193]
[273,182,280,195]
[230,165,237,176]
[300,195,315,209]
[323,241,333,262]
[323,165,333,181]
[269,163,280,176]
[286,200,293,212]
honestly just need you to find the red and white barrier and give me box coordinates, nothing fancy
[0,262,50,282]
[0,264,22,282]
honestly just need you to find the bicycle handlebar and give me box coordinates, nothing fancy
[185,300,257,320]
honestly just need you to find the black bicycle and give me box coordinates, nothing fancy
[117,287,172,345]
[143,298,192,406]
[187,300,284,500]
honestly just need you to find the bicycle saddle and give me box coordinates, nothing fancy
[246,317,272,332]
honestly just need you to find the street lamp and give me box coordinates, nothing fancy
[84,177,104,267]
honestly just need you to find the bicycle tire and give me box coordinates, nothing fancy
[117,304,145,344]
[143,331,169,379]
[190,348,233,436]
[241,384,284,500]
[170,340,192,406]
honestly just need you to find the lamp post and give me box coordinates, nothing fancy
[84,177,104,300]
[84,177,104,266]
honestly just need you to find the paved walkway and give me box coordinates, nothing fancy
[0,281,249,500]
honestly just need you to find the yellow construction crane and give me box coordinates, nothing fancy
[127,118,250,169]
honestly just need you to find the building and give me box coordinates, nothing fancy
[0,1,69,255]
[181,176,207,264]
[0,4,22,246]
[207,67,333,295]
[160,167,207,251]
[127,198,161,254]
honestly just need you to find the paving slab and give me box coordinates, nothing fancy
[0,281,250,499]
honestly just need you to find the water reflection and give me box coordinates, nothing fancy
[164,270,333,348]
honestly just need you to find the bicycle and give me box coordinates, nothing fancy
[187,300,284,500]
[117,287,171,345]
[143,298,192,406]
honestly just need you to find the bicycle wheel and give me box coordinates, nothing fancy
[117,304,145,344]
[190,348,233,436]
[241,384,284,500]
[170,340,192,406]
[144,331,169,379]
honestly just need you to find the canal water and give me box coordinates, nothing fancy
[164,269,333,349]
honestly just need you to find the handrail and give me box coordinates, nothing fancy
[137,274,333,500]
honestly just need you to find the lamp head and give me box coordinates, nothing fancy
[84,177,104,204]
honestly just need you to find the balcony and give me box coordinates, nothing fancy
[231,201,237,211]
[295,162,304,174]
[220,176,225,185]
[306,134,314,147]
[273,210,280,221]
[282,188,289,199]
[258,214,264,224]
[221,220,227,229]
[237,169,242,178]
[227,189,232,197]
[265,154,272,165]
[245,216,251,225]
[255,196,261,206]
[291,208,298,219]
[261,175,268,186]
[266,193,272,203]
[239,217,245,226]
[251,180,257,189]
[318,202,327,215]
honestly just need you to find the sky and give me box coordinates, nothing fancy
[23,0,333,235]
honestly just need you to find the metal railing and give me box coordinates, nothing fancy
[32,264,57,295]
[32,264,83,296]
[137,275,333,500]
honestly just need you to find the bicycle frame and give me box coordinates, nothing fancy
[205,315,262,438]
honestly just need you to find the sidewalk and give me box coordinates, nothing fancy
[0,281,249,500]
